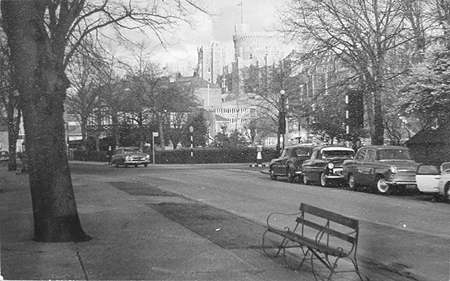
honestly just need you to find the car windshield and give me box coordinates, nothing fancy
[124,148,140,153]
[377,149,411,160]
[294,148,311,157]
[322,150,354,159]
[441,163,450,173]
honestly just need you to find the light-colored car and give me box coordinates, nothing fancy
[416,162,450,201]
[111,147,150,168]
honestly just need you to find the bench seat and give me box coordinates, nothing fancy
[267,226,348,257]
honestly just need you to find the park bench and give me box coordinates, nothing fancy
[262,203,364,281]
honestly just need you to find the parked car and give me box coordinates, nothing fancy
[0,150,9,161]
[269,144,314,182]
[416,162,450,201]
[343,145,418,195]
[111,147,150,168]
[301,146,355,187]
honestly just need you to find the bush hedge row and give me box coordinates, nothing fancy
[72,147,279,164]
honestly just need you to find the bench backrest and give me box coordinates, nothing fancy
[296,203,359,245]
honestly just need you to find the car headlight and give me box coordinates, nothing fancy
[144,155,150,160]
[125,156,131,161]
[389,165,398,174]
[327,162,334,169]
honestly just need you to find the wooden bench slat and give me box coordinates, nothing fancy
[295,217,356,244]
[267,226,348,257]
[300,203,358,229]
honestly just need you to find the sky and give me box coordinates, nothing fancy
[133,0,288,75]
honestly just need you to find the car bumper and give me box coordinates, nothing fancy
[324,168,345,180]
[124,160,149,165]
[385,180,417,188]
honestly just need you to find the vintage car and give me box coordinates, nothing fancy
[301,146,355,187]
[269,144,314,183]
[416,162,450,201]
[0,150,9,161]
[343,145,418,194]
[111,147,150,168]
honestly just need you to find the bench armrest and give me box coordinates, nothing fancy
[266,211,301,231]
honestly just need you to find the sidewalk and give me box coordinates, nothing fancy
[0,167,318,281]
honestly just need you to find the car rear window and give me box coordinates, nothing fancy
[417,165,440,175]
[377,149,411,160]
[322,150,354,158]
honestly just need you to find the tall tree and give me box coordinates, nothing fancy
[282,0,412,144]
[65,41,104,148]
[0,0,205,242]
[0,33,20,171]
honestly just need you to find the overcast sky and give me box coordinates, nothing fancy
[141,0,287,74]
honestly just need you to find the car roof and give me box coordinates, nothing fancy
[285,144,315,149]
[361,145,409,150]
[313,145,354,151]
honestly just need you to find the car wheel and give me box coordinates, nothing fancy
[347,174,357,191]
[444,183,450,202]
[115,163,119,168]
[376,176,392,195]
[287,168,296,183]
[320,172,328,187]
[269,167,277,180]
[302,174,310,185]
[144,164,148,167]
[124,163,129,168]
[134,164,138,168]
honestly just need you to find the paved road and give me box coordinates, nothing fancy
[71,163,450,281]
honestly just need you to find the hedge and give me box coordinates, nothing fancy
[72,147,279,164]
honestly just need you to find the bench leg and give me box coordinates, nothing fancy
[296,246,310,270]
[350,256,365,281]
[261,230,288,257]
[309,250,340,281]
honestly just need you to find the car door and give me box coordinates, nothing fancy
[352,148,367,184]
[361,149,377,185]
[416,165,441,193]
[302,149,318,180]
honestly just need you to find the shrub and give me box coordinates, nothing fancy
[71,147,279,164]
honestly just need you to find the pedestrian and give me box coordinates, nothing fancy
[352,139,362,152]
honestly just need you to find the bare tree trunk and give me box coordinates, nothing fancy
[158,113,165,150]
[7,95,19,171]
[80,115,88,149]
[373,91,384,145]
[111,113,119,148]
[2,1,89,242]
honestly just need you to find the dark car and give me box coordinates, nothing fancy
[111,147,150,168]
[342,145,418,194]
[0,150,9,161]
[269,144,314,183]
[301,146,355,187]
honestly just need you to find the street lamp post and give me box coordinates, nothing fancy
[152,131,158,164]
[277,90,286,152]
